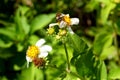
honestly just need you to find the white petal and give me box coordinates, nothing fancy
[66,14,70,17]
[36,39,46,47]
[26,56,32,62]
[49,23,59,27]
[67,27,74,34]
[59,21,67,28]
[38,52,48,58]
[40,45,52,52]
[26,56,32,68]
[71,18,79,25]
[61,13,65,17]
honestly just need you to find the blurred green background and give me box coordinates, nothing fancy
[0,0,120,80]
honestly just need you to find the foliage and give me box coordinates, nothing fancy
[0,0,120,80]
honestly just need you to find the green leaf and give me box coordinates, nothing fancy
[34,68,44,80]
[75,49,95,77]
[18,65,43,80]
[93,32,113,56]
[19,6,30,15]
[16,43,24,52]
[18,65,35,80]
[100,46,116,60]
[0,28,16,40]
[14,8,24,34]
[68,33,88,54]
[108,68,120,79]
[63,72,78,80]
[21,16,30,34]
[85,0,99,12]
[99,2,116,24]
[0,76,8,80]
[0,39,13,48]
[98,0,111,4]
[28,35,40,45]
[30,13,55,33]
[99,62,107,80]
[14,8,29,40]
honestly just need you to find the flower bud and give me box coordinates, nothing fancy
[59,29,67,36]
[47,27,55,35]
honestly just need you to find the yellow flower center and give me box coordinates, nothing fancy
[63,15,71,25]
[26,45,39,59]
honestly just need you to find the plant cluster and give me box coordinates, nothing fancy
[0,0,120,80]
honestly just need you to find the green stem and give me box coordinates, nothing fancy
[63,42,70,72]
[42,67,47,80]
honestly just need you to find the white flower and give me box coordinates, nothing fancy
[26,39,52,67]
[49,13,79,34]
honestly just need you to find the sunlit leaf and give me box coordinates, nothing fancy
[19,6,30,15]
[99,62,107,80]
[99,0,111,4]
[21,16,30,34]
[99,2,116,24]
[108,68,120,79]
[63,73,78,80]
[100,46,116,60]
[93,32,113,56]
[30,13,55,33]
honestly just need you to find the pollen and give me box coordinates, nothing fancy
[63,15,71,25]
[26,45,39,59]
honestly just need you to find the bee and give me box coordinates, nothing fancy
[56,13,65,22]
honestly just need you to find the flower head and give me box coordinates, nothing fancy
[26,39,52,68]
[49,13,79,34]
